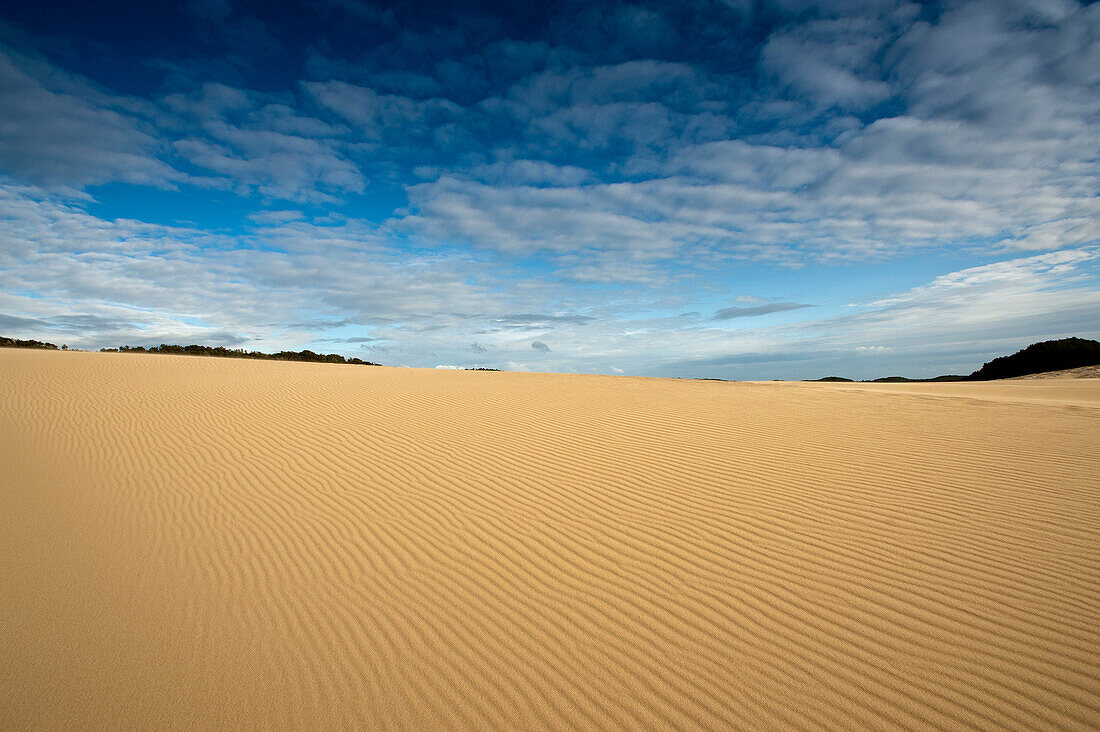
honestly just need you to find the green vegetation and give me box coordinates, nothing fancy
[966,337,1100,380]
[1,336,60,350]
[96,343,380,366]
[3,334,383,365]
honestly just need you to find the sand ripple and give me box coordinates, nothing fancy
[2,350,1098,729]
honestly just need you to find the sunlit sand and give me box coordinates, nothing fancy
[2,349,1097,729]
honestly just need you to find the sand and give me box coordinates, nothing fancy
[2,348,1098,730]
[1012,365,1100,380]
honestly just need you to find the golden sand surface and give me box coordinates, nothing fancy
[2,349,1098,729]
[1012,365,1100,380]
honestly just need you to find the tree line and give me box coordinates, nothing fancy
[99,343,380,366]
[1,336,62,350]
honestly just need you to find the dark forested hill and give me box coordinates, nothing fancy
[967,338,1100,380]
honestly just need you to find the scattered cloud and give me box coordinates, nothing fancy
[492,313,596,327]
[0,48,181,189]
[318,336,377,344]
[171,121,364,203]
[663,247,1100,379]
[3,177,1096,378]
[249,209,304,224]
[714,302,810,320]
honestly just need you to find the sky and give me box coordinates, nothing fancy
[0,0,1097,379]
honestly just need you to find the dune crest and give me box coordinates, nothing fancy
[2,350,1098,729]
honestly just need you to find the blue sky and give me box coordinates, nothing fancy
[1,0,1097,379]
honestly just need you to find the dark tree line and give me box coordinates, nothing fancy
[98,343,380,366]
[1,336,60,350]
[967,337,1100,380]
[3,335,381,365]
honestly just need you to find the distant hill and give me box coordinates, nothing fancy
[806,338,1100,383]
[806,374,965,383]
[967,338,1100,381]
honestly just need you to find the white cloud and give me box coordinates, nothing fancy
[662,247,1100,379]
[303,80,463,141]
[760,16,895,109]
[714,302,810,320]
[3,181,1097,379]
[865,247,1100,309]
[166,86,366,202]
[0,186,500,353]
[248,209,305,225]
[0,48,181,189]
[388,0,1098,276]
[4,1,1096,273]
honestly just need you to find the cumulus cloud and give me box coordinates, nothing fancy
[249,209,305,224]
[402,104,1099,266]
[168,87,365,202]
[3,180,1097,378]
[0,49,365,202]
[0,49,181,189]
[4,1,1097,269]
[0,185,500,352]
[303,80,463,142]
[760,15,896,109]
[385,1,1098,271]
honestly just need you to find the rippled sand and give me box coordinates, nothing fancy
[2,349,1097,729]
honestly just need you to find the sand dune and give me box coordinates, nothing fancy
[2,349,1098,730]
[1011,365,1100,380]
